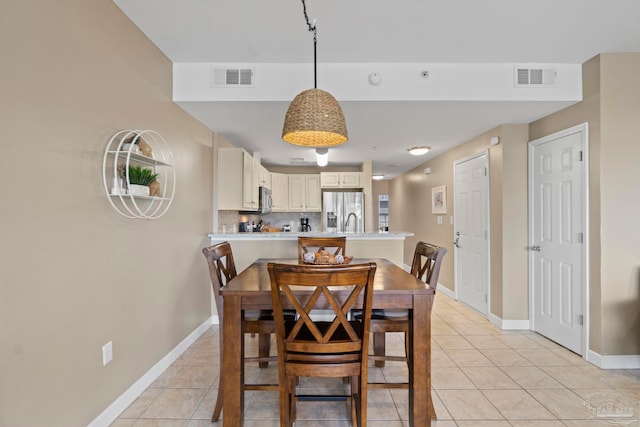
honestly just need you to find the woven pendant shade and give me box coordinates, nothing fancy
[282,88,348,147]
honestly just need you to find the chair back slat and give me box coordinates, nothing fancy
[268,262,376,358]
[410,241,447,289]
[297,236,347,263]
[202,242,237,322]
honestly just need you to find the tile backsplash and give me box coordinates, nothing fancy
[218,211,321,233]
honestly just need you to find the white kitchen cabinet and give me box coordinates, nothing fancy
[320,172,362,188]
[304,174,322,211]
[253,156,270,190]
[341,172,362,188]
[218,147,260,210]
[243,151,258,209]
[258,163,271,189]
[320,172,340,188]
[288,174,321,212]
[270,173,289,211]
[288,175,304,211]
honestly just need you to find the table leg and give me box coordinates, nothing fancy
[408,294,433,426]
[223,295,244,427]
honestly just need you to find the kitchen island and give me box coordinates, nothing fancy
[207,232,413,271]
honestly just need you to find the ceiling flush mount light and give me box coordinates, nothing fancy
[282,0,348,147]
[315,148,328,167]
[408,146,431,156]
[372,174,385,180]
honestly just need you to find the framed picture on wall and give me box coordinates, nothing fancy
[431,185,447,214]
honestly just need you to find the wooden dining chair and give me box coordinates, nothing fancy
[364,241,446,420]
[267,262,377,427]
[369,241,447,367]
[297,236,346,263]
[202,241,292,422]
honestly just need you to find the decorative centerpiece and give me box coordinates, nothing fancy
[125,165,159,197]
[303,250,353,265]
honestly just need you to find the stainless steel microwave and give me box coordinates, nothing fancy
[258,186,272,214]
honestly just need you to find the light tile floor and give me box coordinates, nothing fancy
[111,293,639,426]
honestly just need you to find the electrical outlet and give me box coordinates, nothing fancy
[437,216,443,225]
[102,341,113,366]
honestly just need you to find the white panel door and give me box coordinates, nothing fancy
[454,153,489,315]
[529,126,585,355]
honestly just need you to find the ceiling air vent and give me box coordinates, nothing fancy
[211,67,254,87]
[514,67,556,87]
[289,157,315,165]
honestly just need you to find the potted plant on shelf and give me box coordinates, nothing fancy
[124,165,159,197]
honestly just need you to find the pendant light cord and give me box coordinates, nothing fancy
[301,0,317,89]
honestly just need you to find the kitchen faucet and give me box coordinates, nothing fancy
[344,212,358,232]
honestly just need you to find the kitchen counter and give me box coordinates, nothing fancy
[207,232,413,271]
[208,231,412,241]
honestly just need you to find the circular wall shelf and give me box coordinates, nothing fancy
[102,130,176,219]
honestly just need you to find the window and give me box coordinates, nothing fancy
[378,194,389,232]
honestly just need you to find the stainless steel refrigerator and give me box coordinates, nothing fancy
[322,191,364,233]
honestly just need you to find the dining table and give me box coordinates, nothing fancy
[220,257,436,427]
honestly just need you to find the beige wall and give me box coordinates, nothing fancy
[531,54,640,355]
[391,53,640,356]
[530,55,604,351]
[0,1,214,426]
[499,126,529,320]
[389,125,529,321]
[598,53,640,355]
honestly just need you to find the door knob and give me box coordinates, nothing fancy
[531,245,541,252]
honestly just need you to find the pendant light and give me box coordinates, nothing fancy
[315,148,329,166]
[282,0,348,147]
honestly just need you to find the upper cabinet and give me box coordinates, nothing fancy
[288,174,321,212]
[218,147,262,211]
[270,173,289,212]
[304,174,322,211]
[320,172,362,188]
[253,157,271,189]
[217,148,321,212]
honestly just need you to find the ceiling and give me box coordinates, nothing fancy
[113,0,640,178]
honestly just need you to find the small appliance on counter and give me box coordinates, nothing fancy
[239,220,264,232]
[300,217,311,232]
[282,224,291,232]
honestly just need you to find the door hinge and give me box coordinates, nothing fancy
[484,167,487,176]
[485,294,488,303]
[577,314,584,325]
[578,151,583,162]
[577,232,583,244]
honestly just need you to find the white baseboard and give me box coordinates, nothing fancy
[586,350,640,369]
[88,316,213,427]
[435,284,456,300]
[402,263,456,301]
[487,312,530,330]
[401,262,640,370]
